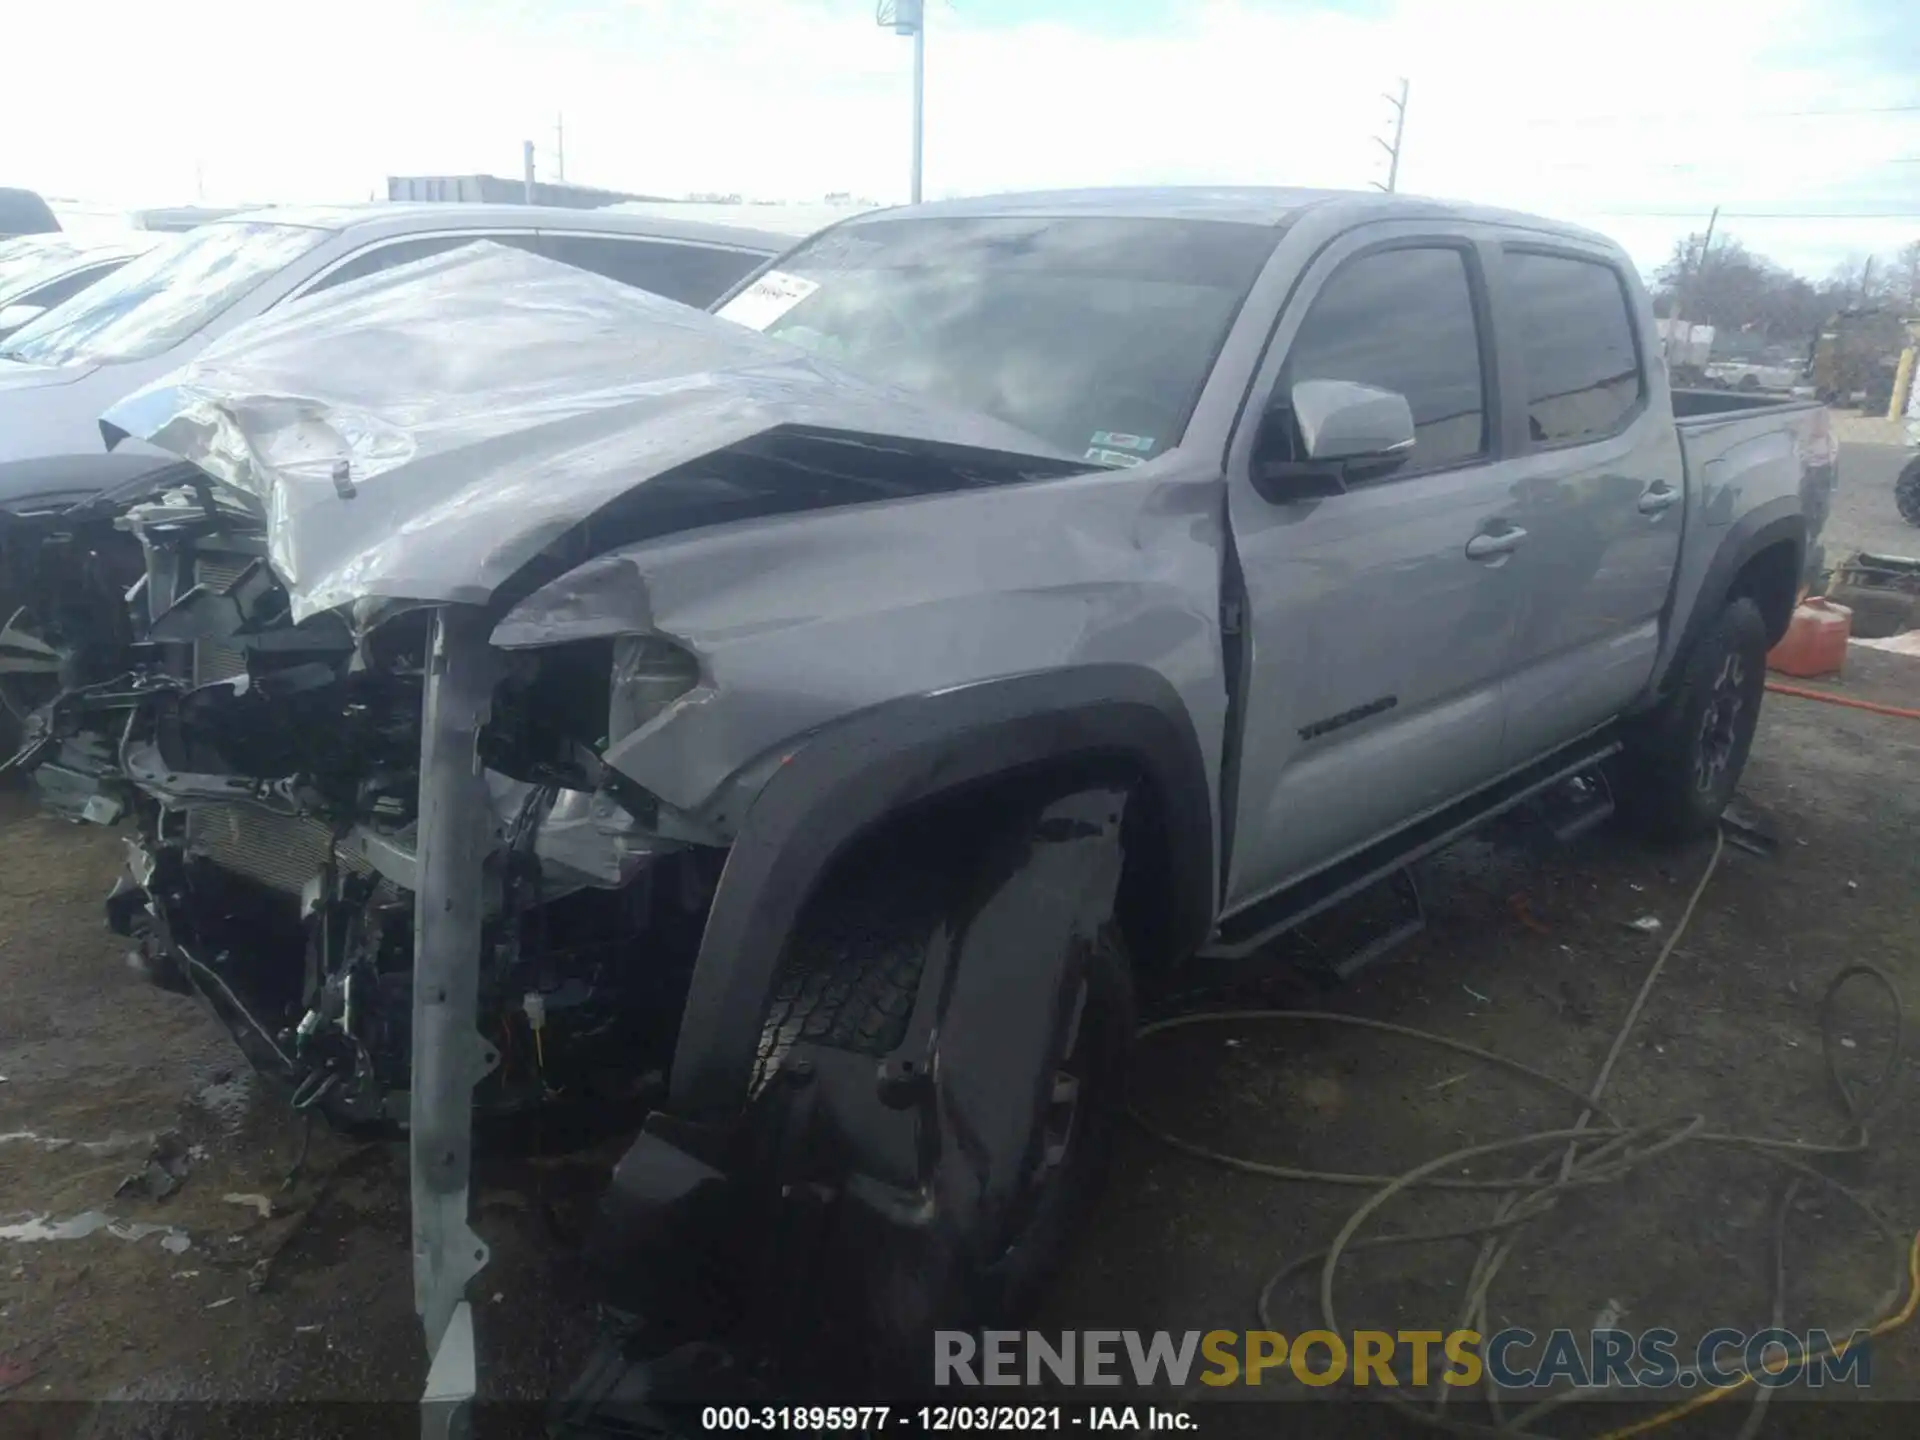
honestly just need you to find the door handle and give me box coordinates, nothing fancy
[1637,484,1680,515]
[1465,527,1527,561]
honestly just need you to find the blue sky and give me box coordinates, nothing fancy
[4,0,1916,279]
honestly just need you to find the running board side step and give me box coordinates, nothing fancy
[1202,730,1621,962]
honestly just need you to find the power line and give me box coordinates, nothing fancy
[1484,102,1920,127]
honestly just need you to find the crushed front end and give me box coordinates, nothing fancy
[44,491,715,1128]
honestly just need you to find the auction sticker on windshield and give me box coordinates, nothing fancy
[718,271,819,331]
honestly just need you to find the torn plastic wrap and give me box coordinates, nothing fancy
[97,242,1082,622]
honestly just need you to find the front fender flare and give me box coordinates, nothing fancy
[667,664,1214,1121]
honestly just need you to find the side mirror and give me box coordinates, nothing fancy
[1250,379,1416,504]
[0,302,46,338]
[1293,379,1416,462]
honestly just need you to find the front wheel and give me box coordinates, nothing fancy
[1896,456,1920,527]
[1613,597,1769,839]
[755,824,1136,1385]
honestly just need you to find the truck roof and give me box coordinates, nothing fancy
[211,201,792,253]
[841,186,1615,246]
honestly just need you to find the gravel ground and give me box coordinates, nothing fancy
[2,650,1918,1439]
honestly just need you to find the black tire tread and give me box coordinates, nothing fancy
[1615,596,1768,839]
[751,861,950,1091]
[1896,456,1920,528]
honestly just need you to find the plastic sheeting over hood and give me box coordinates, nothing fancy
[99,241,1081,622]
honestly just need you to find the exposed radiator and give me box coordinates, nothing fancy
[189,553,253,685]
[186,806,346,895]
[182,551,361,896]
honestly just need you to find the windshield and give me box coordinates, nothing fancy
[716,215,1277,462]
[0,221,323,368]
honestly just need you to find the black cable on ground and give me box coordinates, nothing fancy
[1130,827,1917,1437]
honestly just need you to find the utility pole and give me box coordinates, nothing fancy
[1668,205,1718,367]
[522,141,536,204]
[1372,78,1410,193]
[556,114,566,183]
[880,0,926,204]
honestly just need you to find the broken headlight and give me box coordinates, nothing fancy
[608,634,700,744]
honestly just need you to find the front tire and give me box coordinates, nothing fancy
[755,838,1136,1382]
[1614,597,1769,839]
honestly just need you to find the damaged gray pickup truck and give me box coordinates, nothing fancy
[8,187,1834,1428]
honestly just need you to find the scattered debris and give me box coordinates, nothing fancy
[295,1324,323,1335]
[1841,1037,1859,1050]
[1720,803,1779,857]
[205,1297,235,1311]
[0,1212,188,1252]
[1846,880,1860,894]
[1429,1074,1468,1092]
[1626,916,1663,934]
[172,1270,200,1280]
[223,1193,275,1220]
[1464,984,1491,1003]
[115,1131,192,1202]
[1508,893,1549,935]
[1,1129,150,1157]
[1594,1298,1627,1331]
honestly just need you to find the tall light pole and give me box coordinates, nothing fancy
[1372,78,1410,193]
[880,0,926,204]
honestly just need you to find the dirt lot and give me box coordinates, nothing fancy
[2,641,1918,1438]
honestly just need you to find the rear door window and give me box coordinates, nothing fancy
[307,233,538,293]
[1503,250,1644,445]
[1283,245,1489,472]
[20,261,127,311]
[537,235,765,306]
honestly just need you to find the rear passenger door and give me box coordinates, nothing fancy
[1491,245,1683,764]
[535,234,767,307]
[1223,231,1528,913]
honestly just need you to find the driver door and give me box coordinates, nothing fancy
[1222,230,1529,914]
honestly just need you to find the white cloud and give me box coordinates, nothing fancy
[3,0,1913,278]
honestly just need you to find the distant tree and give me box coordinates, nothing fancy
[1652,232,1833,346]
[1896,238,1920,309]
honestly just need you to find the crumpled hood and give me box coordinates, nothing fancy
[0,357,96,392]
[99,241,1078,623]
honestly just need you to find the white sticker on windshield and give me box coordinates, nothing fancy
[1084,447,1145,468]
[716,270,820,332]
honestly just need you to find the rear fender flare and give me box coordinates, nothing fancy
[667,664,1214,1121]
[1647,500,1802,702]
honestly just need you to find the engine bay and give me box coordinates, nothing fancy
[13,484,717,1131]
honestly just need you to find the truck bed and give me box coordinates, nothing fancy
[1671,387,1822,422]
[1657,390,1838,689]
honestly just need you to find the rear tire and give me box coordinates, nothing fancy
[1614,597,1769,839]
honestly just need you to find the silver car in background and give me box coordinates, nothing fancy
[0,232,163,340]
